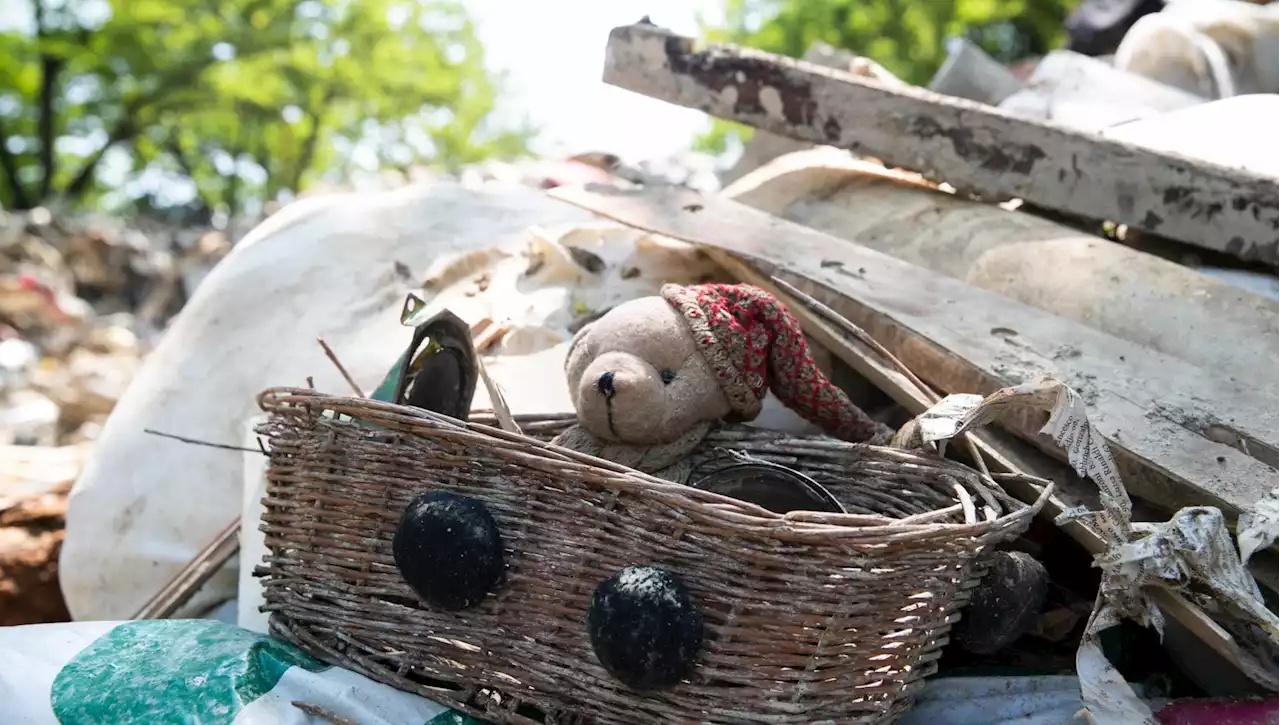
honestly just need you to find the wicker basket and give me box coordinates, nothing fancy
[254,387,1042,725]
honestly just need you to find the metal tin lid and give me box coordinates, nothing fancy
[690,462,846,515]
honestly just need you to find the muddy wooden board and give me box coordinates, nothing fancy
[600,22,1279,267]
[549,185,1279,533]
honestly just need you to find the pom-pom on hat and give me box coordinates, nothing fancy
[660,283,884,443]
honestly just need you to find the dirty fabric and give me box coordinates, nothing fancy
[549,421,712,482]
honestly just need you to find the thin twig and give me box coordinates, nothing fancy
[964,437,993,478]
[132,516,241,620]
[291,701,359,725]
[143,428,263,454]
[317,336,366,398]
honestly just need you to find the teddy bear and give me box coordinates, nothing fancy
[550,282,893,480]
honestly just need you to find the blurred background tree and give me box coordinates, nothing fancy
[695,0,1075,155]
[0,0,531,220]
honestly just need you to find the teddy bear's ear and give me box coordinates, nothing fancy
[564,320,596,374]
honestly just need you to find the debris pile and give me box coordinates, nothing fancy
[0,207,233,625]
[4,4,1277,720]
[0,209,237,445]
[545,13,1278,723]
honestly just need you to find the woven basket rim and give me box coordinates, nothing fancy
[257,386,1050,542]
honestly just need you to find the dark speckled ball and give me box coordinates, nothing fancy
[392,491,504,611]
[954,550,1049,655]
[586,565,704,691]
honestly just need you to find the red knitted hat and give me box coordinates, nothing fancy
[660,283,882,443]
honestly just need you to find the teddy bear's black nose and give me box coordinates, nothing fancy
[596,371,616,397]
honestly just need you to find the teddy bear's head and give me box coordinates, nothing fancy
[560,284,890,462]
[564,295,731,445]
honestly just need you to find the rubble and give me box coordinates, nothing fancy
[0,478,71,626]
[0,207,236,623]
[0,156,705,453]
[2,6,1276,720]
[0,209,234,445]
[0,174,596,621]
[545,16,1279,722]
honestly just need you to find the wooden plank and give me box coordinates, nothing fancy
[548,185,1279,530]
[600,23,1279,267]
[709,252,1098,504]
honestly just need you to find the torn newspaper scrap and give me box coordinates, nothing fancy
[1239,487,1279,564]
[896,375,1279,725]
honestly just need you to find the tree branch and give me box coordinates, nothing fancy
[224,153,242,217]
[166,135,197,179]
[35,0,63,200]
[58,27,298,203]
[61,115,136,200]
[220,102,248,215]
[0,117,33,210]
[251,132,278,203]
[288,88,336,192]
[60,56,210,201]
[165,133,212,218]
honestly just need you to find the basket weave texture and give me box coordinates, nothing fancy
[255,387,1039,725]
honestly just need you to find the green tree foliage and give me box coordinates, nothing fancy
[695,0,1074,154]
[0,0,531,217]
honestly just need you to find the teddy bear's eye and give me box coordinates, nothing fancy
[660,370,676,385]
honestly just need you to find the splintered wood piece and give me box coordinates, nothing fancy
[472,319,510,354]
[600,22,1278,266]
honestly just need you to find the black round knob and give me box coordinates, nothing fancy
[392,491,504,611]
[586,565,704,690]
[954,550,1049,655]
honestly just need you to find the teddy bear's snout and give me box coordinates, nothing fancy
[589,367,647,403]
[573,353,676,443]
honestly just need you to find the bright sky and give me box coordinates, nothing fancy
[467,0,725,161]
